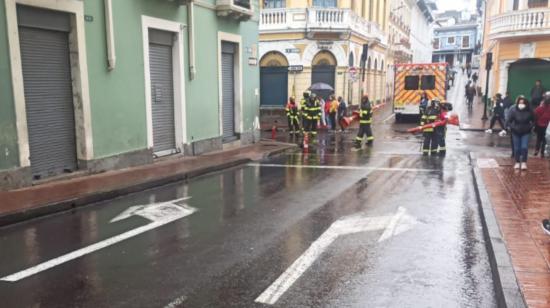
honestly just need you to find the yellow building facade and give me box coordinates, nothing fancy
[481,0,550,101]
[259,0,391,110]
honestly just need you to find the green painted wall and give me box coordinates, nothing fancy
[0,3,20,170]
[0,0,260,172]
[84,0,186,158]
[85,0,259,158]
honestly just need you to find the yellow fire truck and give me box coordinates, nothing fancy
[393,63,449,122]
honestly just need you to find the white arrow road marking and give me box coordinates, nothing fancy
[1,198,196,283]
[255,207,417,305]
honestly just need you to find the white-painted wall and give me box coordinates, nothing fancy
[410,4,433,63]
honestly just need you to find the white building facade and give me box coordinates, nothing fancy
[410,0,435,63]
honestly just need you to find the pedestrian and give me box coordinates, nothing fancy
[285,96,300,135]
[337,96,347,132]
[507,96,535,170]
[542,219,550,235]
[486,93,506,133]
[329,96,339,131]
[354,95,374,149]
[419,92,429,117]
[436,100,451,156]
[325,95,333,129]
[421,99,441,156]
[465,82,476,108]
[530,80,546,109]
[534,92,550,157]
[472,72,478,84]
[319,96,327,128]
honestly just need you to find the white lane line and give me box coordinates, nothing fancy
[383,113,395,123]
[1,202,196,282]
[1,221,166,282]
[248,163,439,173]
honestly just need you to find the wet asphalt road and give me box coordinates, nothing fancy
[0,75,511,307]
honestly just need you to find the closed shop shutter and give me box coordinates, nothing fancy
[18,6,77,179]
[149,29,176,154]
[260,66,288,106]
[222,42,236,142]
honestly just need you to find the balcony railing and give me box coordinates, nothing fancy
[260,8,386,43]
[489,8,550,39]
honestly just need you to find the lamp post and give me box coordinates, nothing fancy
[482,52,493,120]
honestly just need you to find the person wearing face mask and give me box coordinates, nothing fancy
[507,96,535,170]
[534,92,550,158]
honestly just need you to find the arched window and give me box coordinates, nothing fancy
[312,50,337,66]
[259,51,289,67]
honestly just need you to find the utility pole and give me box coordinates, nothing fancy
[482,52,493,120]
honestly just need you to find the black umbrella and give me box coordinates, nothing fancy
[308,82,334,91]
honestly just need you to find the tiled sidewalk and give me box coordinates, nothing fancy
[459,95,491,131]
[479,158,550,307]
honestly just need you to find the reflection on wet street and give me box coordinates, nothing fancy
[0,92,506,307]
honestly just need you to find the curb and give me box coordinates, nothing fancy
[460,127,487,132]
[469,152,527,308]
[0,143,296,228]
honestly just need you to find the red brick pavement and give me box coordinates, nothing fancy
[480,158,550,308]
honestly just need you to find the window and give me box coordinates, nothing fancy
[420,75,436,90]
[404,76,419,90]
[528,0,548,8]
[234,0,251,9]
[433,38,440,50]
[313,0,336,8]
[513,0,519,10]
[448,37,455,45]
[264,0,285,8]
[462,36,470,48]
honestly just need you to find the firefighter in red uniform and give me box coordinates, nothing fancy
[285,97,300,135]
[354,95,374,149]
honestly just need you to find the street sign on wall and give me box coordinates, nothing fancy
[288,65,304,73]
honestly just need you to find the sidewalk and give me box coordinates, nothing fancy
[460,95,491,131]
[474,156,550,307]
[0,141,296,227]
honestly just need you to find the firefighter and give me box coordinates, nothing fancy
[285,96,300,135]
[421,99,441,156]
[436,101,452,156]
[354,95,374,149]
[306,93,322,136]
[300,91,310,134]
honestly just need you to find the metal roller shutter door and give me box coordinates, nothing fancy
[149,29,176,154]
[222,42,236,142]
[260,66,288,106]
[19,24,77,179]
[312,65,335,100]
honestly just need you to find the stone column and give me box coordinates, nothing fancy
[498,61,512,95]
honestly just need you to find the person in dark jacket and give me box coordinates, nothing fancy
[486,93,506,133]
[507,96,535,170]
[419,92,429,117]
[534,92,550,157]
[530,80,546,109]
[337,96,347,132]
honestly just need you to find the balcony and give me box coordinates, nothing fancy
[217,0,254,21]
[489,8,550,40]
[260,8,386,44]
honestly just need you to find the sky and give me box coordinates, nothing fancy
[435,0,476,12]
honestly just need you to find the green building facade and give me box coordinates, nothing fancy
[0,0,260,189]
